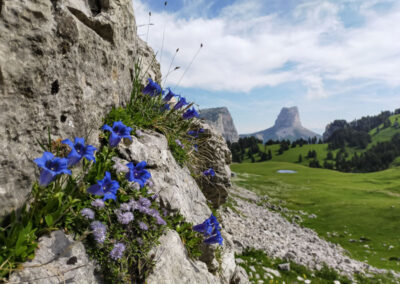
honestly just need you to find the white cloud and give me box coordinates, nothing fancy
[133,0,400,97]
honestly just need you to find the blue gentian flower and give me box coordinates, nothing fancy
[62,137,97,167]
[203,168,215,177]
[182,107,199,120]
[163,88,176,102]
[110,243,125,260]
[34,152,71,186]
[188,130,197,137]
[87,171,119,201]
[193,219,213,236]
[194,214,223,245]
[161,104,170,112]
[204,230,223,245]
[194,144,199,152]
[188,128,204,138]
[101,121,132,147]
[126,161,151,188]
[142,78,163,96]
[174,96,188,110]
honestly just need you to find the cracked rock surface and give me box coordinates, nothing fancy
[0,0,161,217]
[9,231,100,284]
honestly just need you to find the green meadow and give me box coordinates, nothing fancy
[231,161,400,271]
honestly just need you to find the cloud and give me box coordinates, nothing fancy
[133,0,400,98]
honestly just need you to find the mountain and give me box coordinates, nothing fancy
[241,106,321,142]
[199,107,239,142]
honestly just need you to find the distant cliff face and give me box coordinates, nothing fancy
[241,106,321,142]
[199,107,239,142]
[275,106,302,128]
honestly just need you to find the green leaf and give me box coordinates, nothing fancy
[45,215,53,226]
[15,245,28,257]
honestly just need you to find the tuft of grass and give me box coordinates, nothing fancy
[167,214,203,259]
[104,61,198,168]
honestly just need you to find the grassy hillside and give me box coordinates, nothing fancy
[368,113,400,147]
[231,161,400,271]
[238,113,400,169]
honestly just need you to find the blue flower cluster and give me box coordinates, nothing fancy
[142,78,164,97]
[126,161,151,188]
[34,137,97,187]
[203,168,215,177]
[188,128,204,138]
[102,121,132,147]
[87,171,120,201]
[193,214,223,245]
[142,78,200,119]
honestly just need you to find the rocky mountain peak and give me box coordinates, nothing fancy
[274,106,302,128]
[240,106,321,142]
[199,107,239,142]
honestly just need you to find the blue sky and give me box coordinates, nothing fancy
[133,0,400,134]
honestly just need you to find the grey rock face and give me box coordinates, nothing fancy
[118,130,211,225]
[241,106,321,142]
[194,121,232,207]
[199,107,239,143]
[0,0,161,217]
[230,265,250,284]
[323,119,349,141]
[147,229,219,284]
[9,231,100,284]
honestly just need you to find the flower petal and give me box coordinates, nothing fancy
[34,152,54,169]
[74,137,85,145]
[39,169,56,187]
[61,139,74,148]
[135,161,147,170]
[101,124,113,132]
[103,192,116,201]
[87,184,103,196]
[109,132,121,147]
[67,149,81,167]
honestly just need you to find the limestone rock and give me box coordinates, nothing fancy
[9,231,100,284]
[194,121,232,207]
[241,107,321,142]
[199,107,239,143]
[230,265,250,284]
[147,230,219,284]
[0,0,161,217]
[118,130,211,224]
